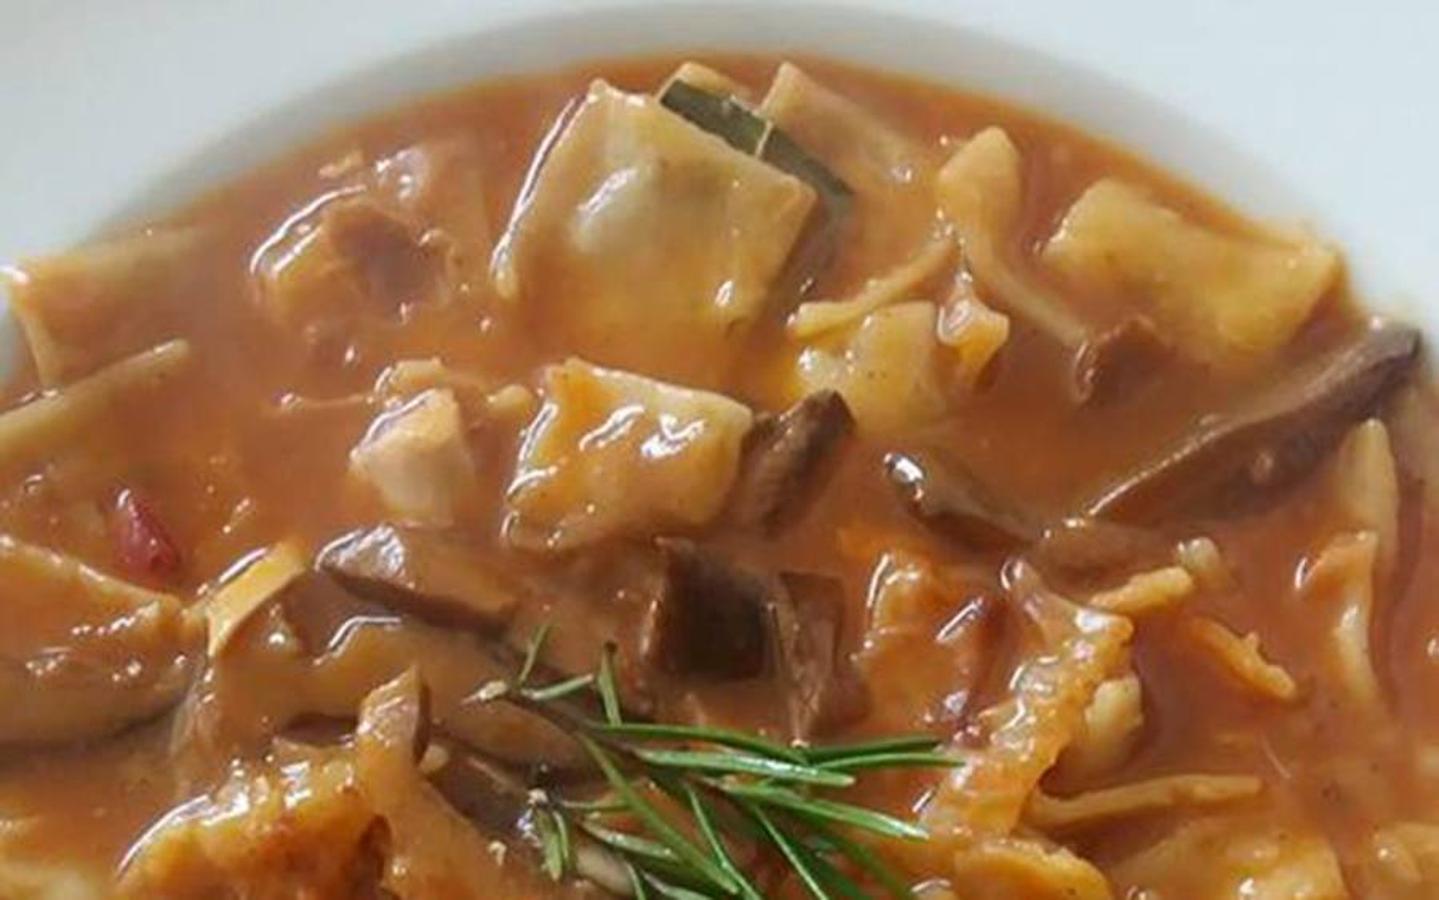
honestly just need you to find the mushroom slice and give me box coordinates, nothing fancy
[1087,320,1421,522]
[318,525,521,632]
[641,540,864,738]
[728,390,854,531]
[641,538,773,680]
[885,451,1037,549]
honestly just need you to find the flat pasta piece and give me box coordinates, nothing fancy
[1111,813,1349,900]
[1184,615,1299,702]
[1327,419,1400,584]
[117,753,376,898]
[1299,531,1386,715]
[0,340,191,472]
[356,670,546,899]
[787,236,955,339]
[1043,178,1338,372]
[918,564,1132,847]
[937,275,1011,389]
[3,229,203,386]
[1087,565,1194,617]
[1368,822,1439,898]
[937,128,1087,349]
[1025,773,1263,832]
[794,301,947,434]
[759,63,938,276]
[0,534,192,746]
[203,541,307,657]
[491,80,815,385]
[948,837,1113,900]
[505,358,754,550]
[1054,673,1144,782]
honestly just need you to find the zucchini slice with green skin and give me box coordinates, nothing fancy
[660,79,853,298]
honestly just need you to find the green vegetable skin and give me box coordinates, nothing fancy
[659,79,853,299]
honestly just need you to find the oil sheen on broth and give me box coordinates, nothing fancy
[0,55,1436,899]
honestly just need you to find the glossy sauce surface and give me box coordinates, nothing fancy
[1,55,1437,898]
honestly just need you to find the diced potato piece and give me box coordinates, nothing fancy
[0,534,191,746]
[1055,673,1144,781]
[795,301,947,434]
[1185,615,1299,702]
[760,63,937,274]
[117,754,376,898]
[3,228,202,386]
[506,358,753,550]
[350,388,480,528]
[1112,814,1348,900]
[1043,179,1338,371]
[491,81,815,385]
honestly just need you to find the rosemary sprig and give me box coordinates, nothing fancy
[502,624,958,898]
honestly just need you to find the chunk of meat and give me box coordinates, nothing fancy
[254,195,443,331]
[771,570,869,736]
[350,387,480,528]
[794,301,947,434]
[1088,320,1420,522]
[491,80,816,385]
[356,670,549,899]
[117,753,379,899]
[0,535,193,746]
[505,358,754,550]
[1043,178,1339,373]
[318,524,522,632]
[727,390,854,531]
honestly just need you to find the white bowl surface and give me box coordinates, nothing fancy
[1,0,1435,349]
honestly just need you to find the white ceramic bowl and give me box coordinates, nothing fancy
[2,0,1435,340]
